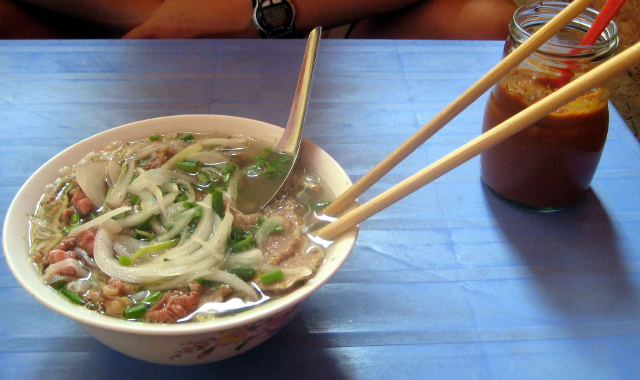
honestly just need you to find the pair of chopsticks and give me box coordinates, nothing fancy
[316,0,638,240]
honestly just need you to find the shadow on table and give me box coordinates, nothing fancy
[38,312,348,380]
[483,184,639,317]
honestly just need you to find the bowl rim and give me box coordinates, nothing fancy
[2,114,359,336]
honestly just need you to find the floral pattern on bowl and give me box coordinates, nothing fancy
[169,301,304,360]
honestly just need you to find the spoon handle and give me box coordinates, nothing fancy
[276,26,322,155]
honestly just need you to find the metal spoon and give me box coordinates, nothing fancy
[234,27,321,214]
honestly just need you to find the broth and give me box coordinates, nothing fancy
[30,132,334,323]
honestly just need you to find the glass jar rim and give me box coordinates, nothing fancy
[510,1,618,55]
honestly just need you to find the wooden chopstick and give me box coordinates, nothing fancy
[316,40,640,241]
[322,0,592,216]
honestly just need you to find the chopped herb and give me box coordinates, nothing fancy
[260,269,285,285]
[194,277,223,289]
[119,256,132,266]
[180,133,195,142]
[197,172,211,184]
[130,238,180,263]
[211,188,224,217]
[142,291,163,305]
[176,193,189,202]
[70,213,80,223]
[183,201,197,208]
[148,134,160,142]
[63,223,79,234]
[231,235,254,253]
[264,147,274,153]
[61,289,85,305]
[163,258,170,262]
[123,304,148,319]
[194,207,203,218]
[134,229,154,238]
[176,160,198,173]
[129,194,140,205]
[52,280,66,291]
[111,212,127,220]
[270,223,284,234]
[228,266,255,281]
[136,215,155,230]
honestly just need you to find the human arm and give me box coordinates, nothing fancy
[121,0,426,39]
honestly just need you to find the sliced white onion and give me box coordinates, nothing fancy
[162,182,179,193]
[191,269,259,301]
[94,227,165,283]
[117,192,177,229]
[76,161,108,208]
[45,274,76,285]
[187,151,228,166]
[43,258,89,281]
[161,143,203,169]
[107,159,134,208]
[224,248,265,269]
[255,215,286,251]
[156,207,197,242]
[103,218,122,234]
[149,218,168,235]
[149,184,167,218]
[128,169,194,195]
[107,160,122,186]
[113,235,148,258]
[67,206,131,236]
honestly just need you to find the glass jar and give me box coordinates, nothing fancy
[480,2,618,211]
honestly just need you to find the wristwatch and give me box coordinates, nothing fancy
[253,0,296,38]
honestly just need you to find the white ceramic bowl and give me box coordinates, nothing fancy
[2,115,358,365]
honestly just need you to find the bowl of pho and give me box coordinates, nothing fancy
[2,114,358,365]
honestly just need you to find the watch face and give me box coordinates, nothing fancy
[262,5,287,25]
[255,0,295,37]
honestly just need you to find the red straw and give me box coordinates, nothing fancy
[549,0,626,88]
[580,0,626,45]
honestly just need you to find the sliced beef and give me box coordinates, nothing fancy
[263,219,303,265]
[47,249,77,264]
[69,188,93,215]
[60,208,75,224]
[76,229,96,256]
[102,278,135,297]
[142,145,177,170]
[259,247,324,293]
[145,281,204,323]
[224,197,262,231]
[55,236,77,251]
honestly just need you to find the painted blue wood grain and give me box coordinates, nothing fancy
[1,39,640,379]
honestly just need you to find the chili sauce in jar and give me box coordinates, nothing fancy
[480,2,618,211]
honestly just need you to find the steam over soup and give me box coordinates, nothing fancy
[30,132,334,323]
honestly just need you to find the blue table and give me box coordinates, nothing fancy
[1,39,639,379]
